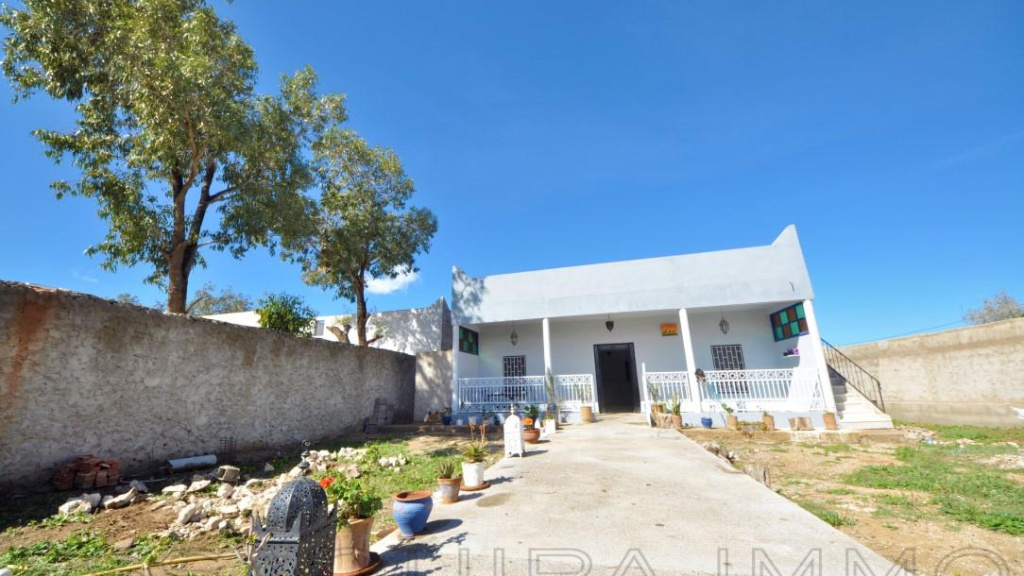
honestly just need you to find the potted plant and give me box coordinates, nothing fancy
[523,404,539,428]
[578,383,595,423]
[393,490,434,538]
[669,395,683,429]
[823,411,839,431]
[437,460,461,504]
[462,442,488,488]
[762,409,775,432]
[721,402,738,430]
[321,476,383,574]
[648,383,663,414]
[544,369,561,429]
[441,406,453,426]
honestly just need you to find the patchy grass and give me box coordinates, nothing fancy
[818,443,855,455]
[895,420,1024,444]
[845,445,1024,535]
[794,499,857,527]
[0,530,124,576]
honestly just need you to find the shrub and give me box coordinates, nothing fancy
[255,293,317,336]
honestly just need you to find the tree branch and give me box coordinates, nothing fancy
[208,187,236,202]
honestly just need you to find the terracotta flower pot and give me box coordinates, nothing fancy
[726,415,739,430]
[651,404,664,414]
[823,412,839,431]
[762,415,776,432]
[670,414,683,428]
[334,516,374,574]
[523,428,541,444]
[438,476,462,504]
[580,405,595,423]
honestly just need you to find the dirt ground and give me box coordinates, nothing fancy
[681,427,1024,576]
[0,429,493,576]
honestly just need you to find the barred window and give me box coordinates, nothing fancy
[711,344,745,371]
[503,355,526,378]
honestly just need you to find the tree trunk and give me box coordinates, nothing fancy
[355,277,369,346]
[165,165,215,314]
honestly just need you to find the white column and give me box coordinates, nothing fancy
[542,318,552,376]
[451,324,461,413]
[678,308,701,411]
[802,300,837,412]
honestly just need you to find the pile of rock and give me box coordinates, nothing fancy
[154,474,275,539]
[52,455,121,491]
[58,479,149,515]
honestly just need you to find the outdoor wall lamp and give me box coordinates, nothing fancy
[510,321,519,346]
[605,315,614,332]
[719,313,730,335]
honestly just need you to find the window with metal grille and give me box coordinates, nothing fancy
[503,356,526,377]
[711,345,745,370]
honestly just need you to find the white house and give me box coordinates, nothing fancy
[449,226,892,430]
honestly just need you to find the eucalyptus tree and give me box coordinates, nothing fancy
[1,0,345,312]
[295,131,437,346]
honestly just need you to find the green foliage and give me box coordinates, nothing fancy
[28,511,93,529]
[437,460,456,479]
[896,421,1024,445]
[720,402,734,415]
[187,282,252,315]
[463,443,488,463]
[0,530,122,576]
[963,289,1024,325]
[818,443,854,455]
[524,405,539,420]
[670,394,681,416]
[255,292,316,336]
[0,1,343,312]
[845,445,1024,535]
[321,477,383,525]
[291,131,437,345]
[794,500,856,527]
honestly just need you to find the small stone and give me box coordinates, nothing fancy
[149,500,169,511]
[217,505,240,516]
[186,476,212,493]
[244,478,263,488]
[344,465,361,479]
[215,465,241,483]
[218,520,231,533]
[216,484,234,499]
[176,503,204,525]
[288,466,307,478]
[129,480,149,493]
[162,484,187,494]
[113,538,135,552]
[236,497,255,513]
[58,498,92,515]
[0,568,13,576]
[263,462,275,472]
[203,516,222,532]
[104,488,137,510]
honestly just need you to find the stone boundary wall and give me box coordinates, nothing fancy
[0,281,415,490]
[841,317,1024,427]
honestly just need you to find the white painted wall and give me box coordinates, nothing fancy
[688,306,820,373]
[453,226,814,325]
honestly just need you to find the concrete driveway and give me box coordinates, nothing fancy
[372,415,903,576]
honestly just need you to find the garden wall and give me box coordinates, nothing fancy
[414,350,453,422]
[0,281,416,490]
[841,317,1024,427]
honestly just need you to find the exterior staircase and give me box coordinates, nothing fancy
[823,339,894,430]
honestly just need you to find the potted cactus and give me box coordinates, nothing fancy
[462,443,488,488]
[437,460,461,504]
[320,476,382,574]
[722,402,738,430]
[670,395,683,428]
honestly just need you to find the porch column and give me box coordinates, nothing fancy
[542,318,552,376]
[802,300,838,412]
[451,324,461,413]
[678,308,701,410]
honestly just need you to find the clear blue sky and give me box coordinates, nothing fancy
[1,1,1021,345]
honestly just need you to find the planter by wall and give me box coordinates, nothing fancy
[762,415,776,432]
[823,412,839,431]
[580,405,595,423]
[393,491,433,537]
[462,461,486,488]
[670,414,682,428]
[523,428,541,444]
[438,476,461,504]
[700,417,713,429]
[334,516,374,574]
[726,415,739,430]
[543,419,557,435]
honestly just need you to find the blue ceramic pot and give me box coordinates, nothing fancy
[700,417,713,429]
[393,491,433,537]
[442,416,452,425]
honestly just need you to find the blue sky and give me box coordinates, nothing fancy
[1,1,1021,345]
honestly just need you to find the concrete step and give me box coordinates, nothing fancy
[839,417,895,431]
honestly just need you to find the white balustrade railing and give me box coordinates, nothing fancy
[700,368,824,411]
[456,374,598,414]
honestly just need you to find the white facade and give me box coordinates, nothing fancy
[450,226,842,427]
[205,297,451,356]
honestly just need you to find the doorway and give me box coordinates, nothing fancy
[593,343,639,412]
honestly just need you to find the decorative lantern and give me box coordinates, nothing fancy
[719,314,730,335]
[510,322,518,346]
[503,404,525,458]
[251,477,337,576]
[605,315,614,332]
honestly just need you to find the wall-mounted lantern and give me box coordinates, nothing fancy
[719,313,730,335]
[605,315,614,332]
[510,321,519,346]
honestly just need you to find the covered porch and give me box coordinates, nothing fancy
[452,300,835,425]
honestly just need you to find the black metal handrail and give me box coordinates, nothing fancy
[821,339,886,412]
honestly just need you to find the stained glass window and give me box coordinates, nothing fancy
[458,327,479,355]
[769,303,808,341]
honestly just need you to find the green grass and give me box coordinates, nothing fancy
[823,487,855,496]
[0,530,126,576]
[845,445,1024,535]
[795,499,856,527]
[895,420,1024,444]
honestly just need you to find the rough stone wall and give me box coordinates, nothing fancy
[0,281,415,490]
[841,318,1024,427]
[414,350,453,422]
